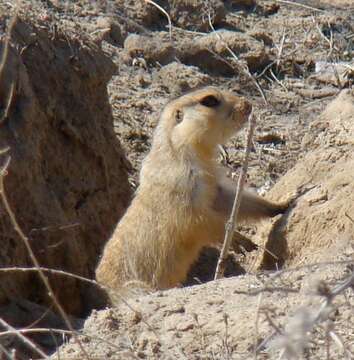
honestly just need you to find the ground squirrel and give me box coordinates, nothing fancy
[96,87,287,293]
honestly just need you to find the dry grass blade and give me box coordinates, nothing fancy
[0,317,48,359]
[214,113,256,280]
[0,14,17,124]
[144,0,172,41]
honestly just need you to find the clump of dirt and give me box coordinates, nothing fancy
[165,0,227,31]
[155,62,212,95]
[93,17,124,46]
[0,9,131,318]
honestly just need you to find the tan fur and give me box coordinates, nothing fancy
[96,87,287,293]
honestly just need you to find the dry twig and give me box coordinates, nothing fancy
[0,14,17,124]
[214,113,256,279]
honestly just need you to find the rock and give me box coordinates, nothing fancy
[0,15,132,316]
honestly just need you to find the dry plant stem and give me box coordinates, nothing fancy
[276,29,286,72]
[0,15,15,74]
[269,68,288,92]
[207,13,267,105]
[0,158,91,360]
[144,0,172,41]
[0,15,17,124]
[0,317,48,359]
[214,113,256,280]
[267,260,354,281]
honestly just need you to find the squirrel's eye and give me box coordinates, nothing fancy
[199,95,220,108]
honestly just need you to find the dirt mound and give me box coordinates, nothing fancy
[261,89,354,269]
[56,248,353,359]
[0,14,131,316]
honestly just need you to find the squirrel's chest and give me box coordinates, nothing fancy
[189,167,217,211]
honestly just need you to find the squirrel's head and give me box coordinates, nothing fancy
[157,87,252,157]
